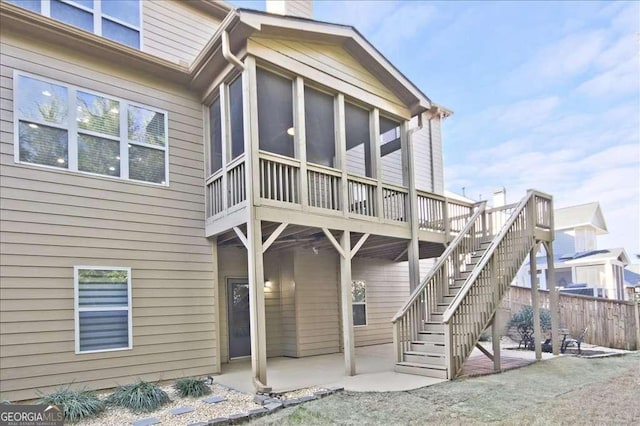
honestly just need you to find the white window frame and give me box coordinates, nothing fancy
[13,70,169,186]
[12,0,144,49]
[352,279,367,327]
[74,266,133,354]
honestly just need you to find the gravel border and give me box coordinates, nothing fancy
[76,382,343,425]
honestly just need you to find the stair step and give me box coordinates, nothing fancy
[410,341,445,354]
[395,362,448,379]
[403,351,446,365]
[422,322,444,332]
[437,302,450,309]
[442,295,455,304]
[410,341,446,354]
[430,313,443,322]
[416,331,445,343]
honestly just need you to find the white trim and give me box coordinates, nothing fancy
[13,70,169,186]
[74,265,133,355]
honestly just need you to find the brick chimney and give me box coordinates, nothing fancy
[266,0,313,19]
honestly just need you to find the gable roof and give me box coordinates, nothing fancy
[554,202,608,234]
[233,9,435,116]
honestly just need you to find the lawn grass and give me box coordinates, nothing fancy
[251,353,640,425]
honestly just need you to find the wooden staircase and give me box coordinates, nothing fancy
[392,191,554,379]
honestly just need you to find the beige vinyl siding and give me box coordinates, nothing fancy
[278,251,297,357]
[142,1,222,66]
[413,116,444,194]
[351,258,411,346]
[0,30,216,401]
[293,249,340,357]
[264,251,283,357]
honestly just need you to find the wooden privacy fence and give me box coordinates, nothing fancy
[503,285,640,350]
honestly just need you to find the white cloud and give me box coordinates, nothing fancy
[577,57,640,98]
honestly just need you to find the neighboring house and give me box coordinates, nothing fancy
[514,202,631,300]
[0,0,553,401]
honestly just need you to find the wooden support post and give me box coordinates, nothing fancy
[491,256,501,371]
[634,300,640,351]
[294,76,308,210]
[212,237,221,373]
[340,230,356,375]
[404,123,420,292]
[335,94,348,217]
[492,312,501,372]
[243,55,269,391]
[530,245,542,361]
[545,241,560,355]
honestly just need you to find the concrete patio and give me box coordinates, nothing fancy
[214,341,557,394]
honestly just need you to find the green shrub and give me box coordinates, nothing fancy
[509,305,551,331]
[38,387,104,423]
[107,380,170,413]
[174,377,211,398]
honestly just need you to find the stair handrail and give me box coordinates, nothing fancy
[442,190,537,324]
[391,200,487,323]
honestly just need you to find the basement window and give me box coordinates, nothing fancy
[75,267,132,354]
[352,280,367,326]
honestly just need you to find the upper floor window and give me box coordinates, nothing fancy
[6,0,141,49]
[256,68,294,158]
[15,73,168,185]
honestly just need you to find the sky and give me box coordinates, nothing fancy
[230,0,640,259]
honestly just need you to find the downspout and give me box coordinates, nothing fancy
[222,30,245,71]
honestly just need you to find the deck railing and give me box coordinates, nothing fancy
[207,152,477,239]
[206,172,224,217]
[442,190,553,377]
[308,164,341,211]
[227,157,246,208]
[347,175,378,217]
[392,201,488,364]
[382,184,408,222]
[259,151,300,204]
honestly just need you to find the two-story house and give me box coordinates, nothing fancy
[0,0,555,401]
[514,202,630,300]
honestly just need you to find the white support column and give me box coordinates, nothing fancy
[335,94,348,217]
[294,76,308,210]
[340,230,356,375]
[530,245,542,361]
[404,122,420,292]
[242,55,269,391]
[491,256,501,371]
[219,84,229,213]
[212,237,222,373]
[247,218,268,388]
[371,109,383,219]
[545,241,560,355]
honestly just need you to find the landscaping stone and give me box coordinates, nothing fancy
[132,417,160,426]
[207,417,229,425]
[314,390,331,398]
[253,395,269,405]
[327,386,344,392]
[248,407,268,417]
[282,398,301,407]
[298,395,317,403]
[203,396,227,404]
[264,402,282,412]
[170,406,195,416]
[228,412,250,423]
[264,398,281,405]
[187,423,208,426]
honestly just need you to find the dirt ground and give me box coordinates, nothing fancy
[251,352,640,425]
